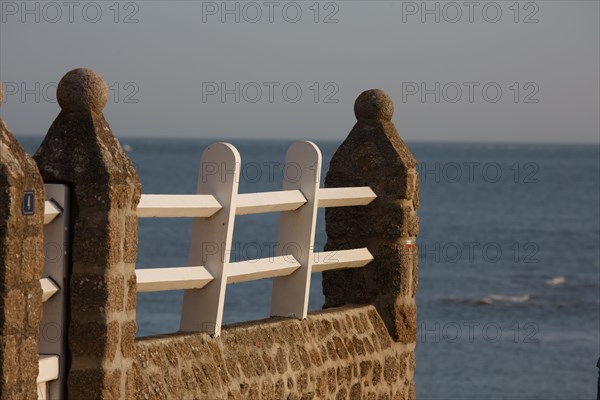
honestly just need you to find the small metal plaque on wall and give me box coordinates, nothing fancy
[23,190,35,215]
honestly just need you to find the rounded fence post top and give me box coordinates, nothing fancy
[57,68,109,113]
[354,89,394,121]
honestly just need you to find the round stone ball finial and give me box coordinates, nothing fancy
[354,89,394,121]
[57,68,109,113]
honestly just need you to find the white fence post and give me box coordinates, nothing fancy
[38,184,69,400]
[180,143,241,336]
[270,141,322,319]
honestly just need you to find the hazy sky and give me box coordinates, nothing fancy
[1,1,598,143]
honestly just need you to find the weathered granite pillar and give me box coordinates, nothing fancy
[0,82,45,399]
[596,357,600,400]
[34,69,141,399]
[323,89,420,345]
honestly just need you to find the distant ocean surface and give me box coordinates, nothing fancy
[18,136,599,399]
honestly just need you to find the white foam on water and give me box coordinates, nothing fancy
[545,276,566,286]
[443,294,530,305]
[486,294,530,303]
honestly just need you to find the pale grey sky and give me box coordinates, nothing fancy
[1,1,598,143]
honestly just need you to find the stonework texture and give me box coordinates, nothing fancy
[321,89,420,398]
[322,89,420,344]
[0,114,45,399]
[33,69,141,399]
[133,306,415,400]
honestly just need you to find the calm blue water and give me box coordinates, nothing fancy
[18,136,599,399]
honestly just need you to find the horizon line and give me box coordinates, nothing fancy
[13,132,600,146]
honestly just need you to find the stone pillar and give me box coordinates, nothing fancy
[0,82,45,399]
[596,357,600,400]
[323,89,420,344]
[34,69,141,399]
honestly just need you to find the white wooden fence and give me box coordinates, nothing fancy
[39,184,69,400]
[135,141,377,337]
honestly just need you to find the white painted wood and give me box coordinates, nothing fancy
[40,278,59,303]
[37,354,58,400]
[236,190,306,215]
[39,184,68,400]
[43,201,61,225]
[180,143,240,336]
[137,194,222,218]
[129,144,378,336]
[37,354,59,383]
[37,382,48,400]
[136,266,214,292]
[271,141,321,319]
[227,255,301,284]
[318,187,377,208]
[312,248,374,273]
[137,187,374,218]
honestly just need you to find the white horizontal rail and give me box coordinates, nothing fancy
[40,278,59,303]
[136,266,214,292]
[137,195,222,218]
[236,190,306,215]
[137,187,376,218]
[227,255,301,284]
[318,187,377,208]
[43,201,61,225]
[133,249,372,292]
[312,248,374,273]
[37,355,59,383]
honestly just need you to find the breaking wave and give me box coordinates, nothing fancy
[545,276,566,286]
[445,294,530,305]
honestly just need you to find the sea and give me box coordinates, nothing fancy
[17,135,600,400]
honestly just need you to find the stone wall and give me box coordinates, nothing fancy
[132,306,415,400]
[0,82,46,400]
[0,70,419,399]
